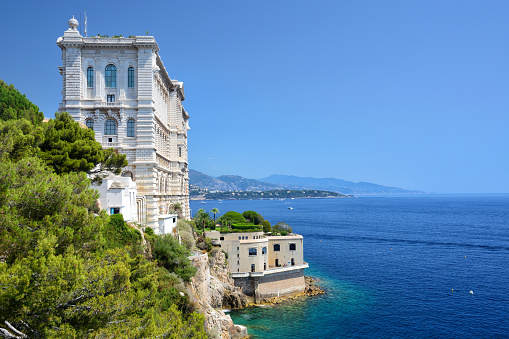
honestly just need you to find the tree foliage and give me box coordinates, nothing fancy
[272,222,293,235]
[218,211,246,226]
[0,79,43,124]
[153,234,197,282]
[0,118,45,160]
[0,80,205,338]
[39,112,127,175]
[242,210,264,225]
[261,220,272,233]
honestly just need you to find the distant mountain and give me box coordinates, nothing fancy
[189,170,281,191]
[258,174,424,195]
[189,170,424,195]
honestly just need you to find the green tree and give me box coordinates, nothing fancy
[0,119,45,161]
[242,210,264,225]
[272,222,293,235]
[39,112,127,175]
[210,208,219,222]
[261,220,272,233]
[194,208,212,232]
[217,211,246,227]
[0,79,44,124]
[0,157,104,263]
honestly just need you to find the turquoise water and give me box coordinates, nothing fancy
[191,195,509,338]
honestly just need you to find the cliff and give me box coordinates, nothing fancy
[187,250,248,339]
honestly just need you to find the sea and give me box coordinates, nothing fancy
[190,195,509,338]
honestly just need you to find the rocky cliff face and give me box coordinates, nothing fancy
[208,248,248,309]
[188,251,248,339]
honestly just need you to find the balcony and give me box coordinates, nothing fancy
[95,101,124,109]
[103,142,120,148]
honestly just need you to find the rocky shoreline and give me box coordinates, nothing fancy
[254,276,325,306]
[188,247,324,338]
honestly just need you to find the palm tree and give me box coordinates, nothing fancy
[210,208,219,223]
[195,209,206,232]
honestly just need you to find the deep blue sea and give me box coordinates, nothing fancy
[190,195,509,338]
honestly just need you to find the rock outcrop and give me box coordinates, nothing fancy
[208,248,248,309]
[188,251,248,339]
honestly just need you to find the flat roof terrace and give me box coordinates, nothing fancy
[231,262,309,278]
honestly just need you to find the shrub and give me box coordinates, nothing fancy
[177,219,192,233]
[217,211,246,226]
[272,222,293,235]
[242,210,264,225]
[153,234,196,282]
[232,223,262,230]
[180,230,195,250]
[261,220,271,233]
[103,214,142,253]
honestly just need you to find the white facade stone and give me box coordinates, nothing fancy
[57,18,190,232]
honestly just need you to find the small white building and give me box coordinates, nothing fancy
[158,213,178,235]
[93,174,138,222]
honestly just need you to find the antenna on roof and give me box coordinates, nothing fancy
[84,11,87,37]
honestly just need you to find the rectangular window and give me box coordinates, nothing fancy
[110,207,120,214]
[262,247,267,254]
[87,67,94,88]
[107,94,115,102]
[249,248,257,256]
[220,237,224,241]
[128,67,135,88]
[274,244,280,252]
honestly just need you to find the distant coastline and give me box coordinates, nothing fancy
[191,189,354,201]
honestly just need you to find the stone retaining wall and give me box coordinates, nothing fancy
[233,268,306,302]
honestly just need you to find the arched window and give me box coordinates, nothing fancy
[85,118,94,130]
[128,67,135,88]
[289,243,296,251]
[105,64,117,87]
[104,119,117,135]
[262,247,267,254]
[127,118,135,137]
[273,244,280,252]
[87,67,94,88]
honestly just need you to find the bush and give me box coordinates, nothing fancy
[217,211,246,226]
[103,214,142,254]
[180,230,195,250]
[272,222,293,235]
[261,220,271,233]
[232,223,262,230]
[242,210,264,225]
[177,219,193,233]
[153,234,196,282]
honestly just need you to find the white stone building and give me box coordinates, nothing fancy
[57,17,190,231]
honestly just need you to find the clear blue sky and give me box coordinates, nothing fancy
[1,1,508,193]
